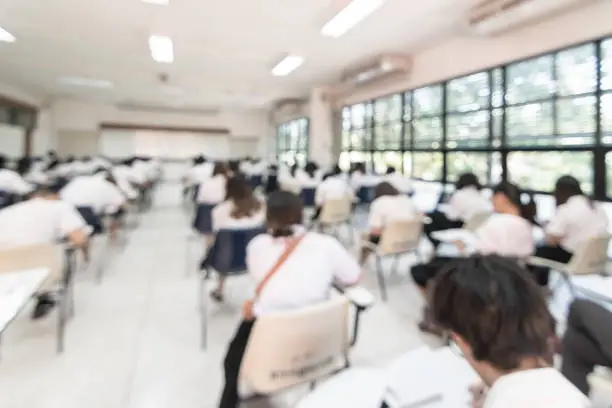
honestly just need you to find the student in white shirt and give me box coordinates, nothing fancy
[194,162,230,241]
[412,181,536,335]
[0,183,90,319]
[384,166,413,195]
[311,165,353,222]
[209,176,266,302]
[530,175,609,286]
[0,155,34,197]
[359,182,419,264]
[264,164,279,195]
[430,255,588,408]
[296,162,320,189]
[218,190,361,408]
[424,173,491,249]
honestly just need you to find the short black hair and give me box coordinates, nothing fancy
[431,255,553,371]
[386,166,396,175]
[455,173,481,191]
[266,191,303,237]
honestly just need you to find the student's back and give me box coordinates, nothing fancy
[60,174,125,214]
[368,194,418,229]
[212,200,265,231]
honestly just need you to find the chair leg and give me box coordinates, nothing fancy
[375,256,388,302]
[391,255,400,275]
[57,288,67,354]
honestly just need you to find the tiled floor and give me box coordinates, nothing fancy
[0,184,608,408]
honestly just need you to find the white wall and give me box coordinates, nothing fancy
[0,123,25,157]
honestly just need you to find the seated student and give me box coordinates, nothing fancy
[60,168,127,239]
[430,255,589,408]
[0,183,90,319]
[312,165,353,222]
[359,182,419,264]
[195,162,230,242]
[296,161,320,189]
[264,164,279,195]
[412,181,535,334]
[424,173,491,248]
[209,177,266,302]
[384,166,412,195]
[111,160,139,202]
[0,154,34,197]
[530,175,609,286]
[561,299,612,396]
[218,190,361,408]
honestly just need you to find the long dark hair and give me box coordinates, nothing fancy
[374,182,399,200]
[305,162,318,178]
[226,176,262,219]
[212,161,229,177]
[16,157,32,175]
[0,155,7,169]
[554,175,592,208]
[456,173,481,191]
[290,164,298,178]
[493,181,536,224]
[266,191,303,237]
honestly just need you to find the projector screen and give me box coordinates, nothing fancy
[0,124,25,157]
[99,129,229,159]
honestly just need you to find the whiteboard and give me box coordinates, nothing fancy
[0,124,25,157]
[99,129,229,159]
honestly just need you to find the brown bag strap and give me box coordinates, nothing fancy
[253,234,305,300]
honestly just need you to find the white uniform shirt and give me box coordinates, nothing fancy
[350,172,380,191]
[296,171,320,188]
[473,213,534,258]
[484,368,589,408]
[546,195,609,253]
[0,198,88,248]
[112,166,139,200]
[247,227,361,316]
[368,195,419,230]
[445,187,492,222]
[188,163,213,186]
[385,173,413,194]
[212,200,266,231]
[315,176,353,206]
[0,169,33,195]
[60,175,126,214]
[197,175,227,205]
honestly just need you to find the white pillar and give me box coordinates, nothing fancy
[308,87,334,168]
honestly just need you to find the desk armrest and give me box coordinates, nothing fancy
[344,286,375,310]
[527,256,567,272]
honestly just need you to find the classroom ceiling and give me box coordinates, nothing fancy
[0,0,473,109]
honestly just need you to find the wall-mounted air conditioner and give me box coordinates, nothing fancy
[340,54,412,87]
[468,0,594,35]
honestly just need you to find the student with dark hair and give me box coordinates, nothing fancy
[424,172,491,248]
[0,181,90,319]
[384,166,412,195]
[311,164,352,222]
[529,175,609,286]
[561,299,612,396]
[209,177,266,302]
[430,255,588,407]
[218,190,360,408]
[195,161,230,243]
[359,182,419,264]
[0,154,34,196]
[412,181,535,334]
[264,164,279,195]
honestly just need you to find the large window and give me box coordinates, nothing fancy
[342,36,612,200]
[276,118,309,167]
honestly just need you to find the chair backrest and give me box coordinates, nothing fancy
[300,188,316,207]
[320,198,352,225]
[464,211,492,232]
[567,234,612,276]
[240,296,350,394]
[378,219,423,256]
[200,227,265,274]
[0,243,63,279]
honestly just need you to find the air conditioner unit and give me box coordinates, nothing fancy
[468,0,593,35]
[340,54,412,87]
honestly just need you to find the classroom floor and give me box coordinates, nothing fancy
[0,183,609,408]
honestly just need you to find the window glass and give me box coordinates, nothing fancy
[447,72,489,112]
[348,151,373,172]
[601,39,612,91]
[277,118,309,162]
[556,96,596,145]
[507,151,593,193]
[602,93,612,144]
[374,97,389,123]
[403,92,412,120]
[339,151,351,172]
[413,117,442,148]
[374,123,402,150]
[492,108,503,145]
[413,152,443,181]
[506,102,554,146]
[351,104,366,128]
[489,152,503,184]
[403,152,412,176]
[373,151,403,174]
[446,111,489,149]
[413,85,442,116]
[492,68,503,108]
[607,152,612,197]
[506,55,554,104]
[446,152,490,184]
[557,44,597,96]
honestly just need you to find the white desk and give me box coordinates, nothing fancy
[0,268,49,334]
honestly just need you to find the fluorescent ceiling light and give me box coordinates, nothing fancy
[0,26,15,43]
[148,35,174,63]
[142,0,169,4]
[321,0,386,38]
[272,55,304,77]
[58,76,113,89]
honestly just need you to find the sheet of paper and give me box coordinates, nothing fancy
[0,268,49,332]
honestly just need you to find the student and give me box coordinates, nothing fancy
[194,162,230,241]
[0,183,90,319]
[0,154,34,196]
[312,165,353,221]
[412,181,535,334]
[384,166,412,195]
[561,299,612,396]
[359,182,419,264]
[218,191,361,408]
[264,164,279,195]
[430,255,589,407]
[530,175,609,286]
[296,162,320,189]
[424,173,491,248]
[209,177,266,302]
